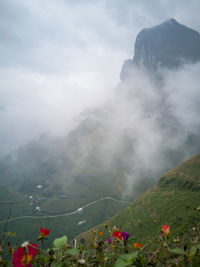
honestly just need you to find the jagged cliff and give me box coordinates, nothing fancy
[121,18,200,80]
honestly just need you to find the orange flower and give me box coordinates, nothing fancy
[99,231,103,237]
[40,227,50,238]
[113,231,123,240]
[162,225,170,235]
[133,243,143,249]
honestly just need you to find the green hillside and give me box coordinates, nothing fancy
[2,154,200,266]
[0,114,157,242]
[77,153,200,243]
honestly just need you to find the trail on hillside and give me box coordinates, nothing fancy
[0,196,130,224]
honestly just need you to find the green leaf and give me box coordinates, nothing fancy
[189,245,196,257]
[115,252,139,267]
[169,248,185,255]
[115,258,131,267]
[66,248,79,256]
[5,232,16,237]
[120,252,139,261]
[53,235,68,249]
[196,244,200,250]
[50,263,63,267]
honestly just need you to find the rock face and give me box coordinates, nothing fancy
[121,18,200,80]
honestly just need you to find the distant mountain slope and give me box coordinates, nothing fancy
[77,153,200,243]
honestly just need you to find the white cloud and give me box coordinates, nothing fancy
[0,0,200,154]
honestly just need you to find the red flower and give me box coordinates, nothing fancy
[13,243,38,267]
[113,231,123,240]
[162,225,170,235]
[40,227,50,237]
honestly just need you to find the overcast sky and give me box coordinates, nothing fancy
[0,0,200,155]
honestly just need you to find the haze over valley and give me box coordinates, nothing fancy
[1,0,200,242]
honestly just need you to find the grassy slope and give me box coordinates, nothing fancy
[77,153,200,243]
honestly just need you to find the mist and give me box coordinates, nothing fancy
[1,0,200,199]
[74,60,197,196]
[116,63,200,193]
[1,0,200,157]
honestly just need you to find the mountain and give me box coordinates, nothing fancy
[76,153,200,243]
[0,115,130,242]
[1,19,200,242]
[120,18,200,80]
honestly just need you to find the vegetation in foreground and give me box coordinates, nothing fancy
[76,154,200,245]
[1,155,200,266]
[1,210,200,266]
[1,153,200,266]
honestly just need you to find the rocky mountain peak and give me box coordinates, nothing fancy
[120,19,200,80]
[156,18,179,27]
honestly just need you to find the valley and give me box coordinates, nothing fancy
[1,18,200,248]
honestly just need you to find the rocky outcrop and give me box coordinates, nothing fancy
[121,18,200,80]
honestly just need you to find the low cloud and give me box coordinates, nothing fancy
[1,0,200,158]
[95,62,200,194]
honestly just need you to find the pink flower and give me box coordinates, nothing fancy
[13,243,38,267]
[106,237,112,244]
